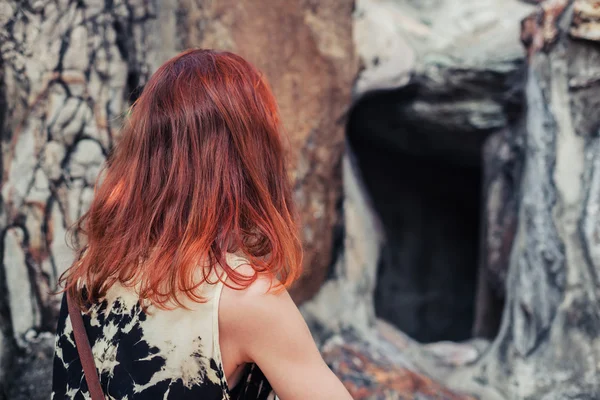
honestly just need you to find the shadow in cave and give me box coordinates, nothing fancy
[347,86,488,343]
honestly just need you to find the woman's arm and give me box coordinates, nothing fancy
[220,273,352,400]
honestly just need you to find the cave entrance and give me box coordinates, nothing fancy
[347,87,488,343]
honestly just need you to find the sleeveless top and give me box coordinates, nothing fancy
[51,253,276,400]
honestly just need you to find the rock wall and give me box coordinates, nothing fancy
[0,1,159,397]
[446,1,600,398]
[320,0,600,398]
[348,0,533,342]
[175,0,358,304]
[302,145,383,344]
[0,51,12,397]
[0,1,356,397]
[474,127,524,339]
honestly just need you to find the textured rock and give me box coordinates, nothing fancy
[3,228,40,346]
[352,0,533,164]
[0,0,156,342]
[473,128,524,338]
[177,0,358,303]
[301,145,383,343]
[443,2,600,398]
[322,330,476,400]
[0,289,12,398]
[0,0,357,396]
[354,0,534,97]
[521,0,570,55]
[353,0,416,94]
[5,332,54,400]
[0,1,157,394]
[349,0,532,342]
[570,0,600,40]
[0,49,11,399]
[374,319,490,373]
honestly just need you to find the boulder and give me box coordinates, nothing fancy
[177,0,358,303]
[452,1,600,398]
[322,327,477,400]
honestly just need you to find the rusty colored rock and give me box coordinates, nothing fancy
[521,0,569,56]
[322,334,476,400]
[178,0,358,303]
[571,0,600,40]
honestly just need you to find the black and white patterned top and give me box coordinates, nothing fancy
[51,254,276,400]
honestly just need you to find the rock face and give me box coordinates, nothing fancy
[301,146,383,343]
[177,0,358,304]
[448,1,600,398]
[474,128,524,339]
[312,0,600,398]
[321,331,475,400]
[0,1,157,396]
[348,0,533,342]
[0,0,356,397]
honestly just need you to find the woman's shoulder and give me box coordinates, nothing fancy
[221,264,283,304]
[218,262,298,342]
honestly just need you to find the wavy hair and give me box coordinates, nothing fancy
[61,49,303,309]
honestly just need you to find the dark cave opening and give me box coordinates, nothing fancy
[347,86,489,343]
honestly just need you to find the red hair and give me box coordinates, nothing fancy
[61,49,303,309]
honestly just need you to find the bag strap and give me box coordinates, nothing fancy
[67,292,104,400]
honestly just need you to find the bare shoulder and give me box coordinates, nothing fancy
[218,262,305,364]
[218,262,353,399]
[219,263,297,324]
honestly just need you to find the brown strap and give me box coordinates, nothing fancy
[67,292,105,400]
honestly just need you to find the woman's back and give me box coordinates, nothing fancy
[52,49,352,400]
[51,253,275,400]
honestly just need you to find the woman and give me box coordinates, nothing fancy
[52,49,352,400]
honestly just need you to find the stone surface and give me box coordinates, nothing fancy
[5,332,54,400]
[301,145,383,343]
[353,0,416,94]
[354,0,534,98]
[348,0,532,342]
[473,128,524,339]
[441,2,600,398]
[570,0,600,41]
[177,0,358,304]
[0,0,156,341]
[322,330,476,400]
[352,0,533,165]
[3,228,40,346]
[0,1,157,394]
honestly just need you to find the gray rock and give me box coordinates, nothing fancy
[3,228,40,346]
[353,0,533,164]
[5,332,54,400]
[301,145,383,344]
[444,3,600,398]
[349,0,533,342]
